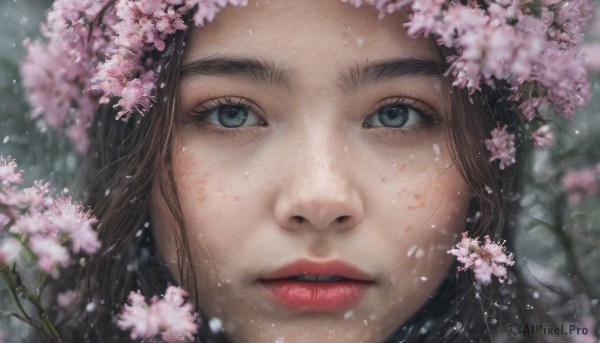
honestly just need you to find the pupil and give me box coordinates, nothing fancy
[218,106,248,128]
[379,105,408,127]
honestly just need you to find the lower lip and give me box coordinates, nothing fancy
[259,279,372,311]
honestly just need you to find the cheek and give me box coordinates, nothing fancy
[376,140,471,237]
[166,151,255,280]
[368,155,471,323]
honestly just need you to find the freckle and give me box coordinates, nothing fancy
[396,187,407,197]
[195,188,206,203]
[234,195,241,201]
[407,193,425,210]
[190,173,210,203]
[397,163,406,172]
[408,201,425,210]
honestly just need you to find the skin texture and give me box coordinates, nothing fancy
[152,1,472,342]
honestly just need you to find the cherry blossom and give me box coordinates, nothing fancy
[57,290,77,309]
[0,156,100,274]
[561,167,599,204]
[0,237,21,266]
[118,286,199,342]
[448,232,515,285]
[485,125,516,170]
[531,124,555,148]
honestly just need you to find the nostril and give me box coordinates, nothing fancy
[336,215,350,223]
[292,216,305,224]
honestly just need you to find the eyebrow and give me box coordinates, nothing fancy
[180,55,445,93]
[340,58,446,93]
[181,55,291,90]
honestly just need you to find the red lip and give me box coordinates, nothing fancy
[258,259,374,311]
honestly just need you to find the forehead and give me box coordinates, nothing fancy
[183,0,436,65]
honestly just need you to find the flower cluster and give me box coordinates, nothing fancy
[21,0,247,152]
[0,156,100,274]
[530,124,555,148]
[561,164,600,205]
[485,125,516,170]
[342,0,595,170]
[21,0,594,163]
[117,286,199,342]
[448,232,515,285]
[407,0,592,118]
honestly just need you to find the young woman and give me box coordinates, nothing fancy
[19,0,593,342]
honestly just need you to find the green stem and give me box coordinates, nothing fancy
[1,311,29,322]
[17,280,61,340]
[1,267,32,323]
[2,266,61,340]
[552,197,598,299]
[40,313,61,340]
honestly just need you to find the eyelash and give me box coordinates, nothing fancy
[189,96,266,138]
[364,97,441,139]
[188,96,440,139]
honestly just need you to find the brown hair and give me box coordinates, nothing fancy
[49,22,528,343]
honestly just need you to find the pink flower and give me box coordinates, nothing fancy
[57,290,77,308]
[485,125,516,170]
[10,212,51,236]
[561,167,599,204]
[118,286,198,342]
[118,291,160,339]
[531,124,555,148]
[28,236,70,273]
[155,287,199,342]
[0,156,22,187]
[448,232,515,285]
[404,0,593,124]
[0,182,53,213]
[519,98,541,121]
[0,237,22,265]
[47,198,100,255]
[0,157,99,277]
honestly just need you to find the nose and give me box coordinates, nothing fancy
[274,140,364,232]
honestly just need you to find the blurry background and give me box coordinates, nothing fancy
[0,0,599,339]
[0,0,76,187]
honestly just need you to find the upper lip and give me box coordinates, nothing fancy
[259,259,374,282]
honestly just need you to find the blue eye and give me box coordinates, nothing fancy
[216,105,249,128]
[365,103,423,129]
[191,98,264,128]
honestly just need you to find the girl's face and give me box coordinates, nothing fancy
[152,1,471,342]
